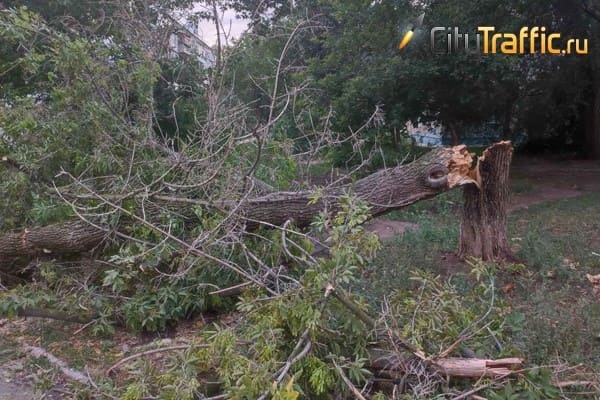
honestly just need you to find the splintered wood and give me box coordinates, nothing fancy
[457,141,515,261]
[447,145,478,188]
[434,357,525,378]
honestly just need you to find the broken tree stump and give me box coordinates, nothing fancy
[458,141,515,262]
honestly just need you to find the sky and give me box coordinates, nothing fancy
[193,5,249,46]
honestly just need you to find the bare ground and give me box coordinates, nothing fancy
[509,157,600,210]
[0,382,33,400]
[0,319,34,399]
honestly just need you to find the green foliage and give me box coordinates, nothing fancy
[153,56,209,141]
[120,279,207,332]
[302,356,336,395]
[388,260,510,356]
[0,168,33,229]
[486,368,560,400]
[162,195,381,399]
[100,245,238,332]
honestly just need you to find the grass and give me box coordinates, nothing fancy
[354,191,463,304]
[510,179,535,194]
[360,190,600,375]
[507,193,600,367]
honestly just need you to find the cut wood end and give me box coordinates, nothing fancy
[434,357,525,378]
[447,145,478,188]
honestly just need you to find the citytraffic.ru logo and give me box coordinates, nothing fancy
[397,14,589,55]
[430,26,588,55]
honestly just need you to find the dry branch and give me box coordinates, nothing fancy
[15,306,92,324]
[105,344,208,375]
[24,344,91,385]
[333,359,369,400]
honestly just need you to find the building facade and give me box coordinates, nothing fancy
[167,19,215,68]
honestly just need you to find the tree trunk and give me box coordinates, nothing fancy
[0,221,106,271]
[0,145,478,272]
[457,141,514,262]
[243,145,475,229]
[583,85,600,159]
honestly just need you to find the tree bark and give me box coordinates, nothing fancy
[457,141,514,262]
[0,220,106,270]
[583,85,600,159]
[0,145,477,272]
[242,145,475,229]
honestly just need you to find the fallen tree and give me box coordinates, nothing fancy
[0,221,107,271]
[240,144,476,229]
[0,141,517,276]
[0,141,525,398]
[0,145,477,273]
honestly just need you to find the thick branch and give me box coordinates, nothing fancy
[433,357,525,378]
[14,306,92,324]
[242,145,475,229]
[0,221,106,258]
[0,221,107,270]
[23,344,92,385]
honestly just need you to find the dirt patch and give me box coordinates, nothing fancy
[0,319,35,399]
[510,157,600,210]
[365,220,418,240]
[0,381,34,400]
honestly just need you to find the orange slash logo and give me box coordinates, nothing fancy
[399,13,425,50]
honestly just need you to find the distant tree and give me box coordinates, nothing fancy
[516,0,600,157]
[226,0,599,157]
